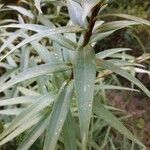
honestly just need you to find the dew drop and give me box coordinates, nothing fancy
[87,85,90,88]
[84,86,86,92]
[30,139,34,143]
[88,104,92,107]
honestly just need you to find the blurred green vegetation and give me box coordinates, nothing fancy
[95,0,150,55]
[109,0,150,17]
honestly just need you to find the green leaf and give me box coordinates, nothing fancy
[0,63,71,92]
[74,45,96,149]
[110,53,135,60]
[0,68,19,84]
[95,85,139,92]
[0,24,49,32]
[0,24,78,50]
[20,45,30,71]
[63,111,77,150]
[0,93,55,142]
[90,30,115,43]
[0,19,17,25]
[17,114,49,150]
[67,0,83,26]
[103,13,150,26]
[107,59,143,68]
[34,0,43,14]
[0,115,42,146]
[94,20,141,33]
[81,0,101,22]
[0,26,83,61]
[91,20,141,43]
[93,100,146,148]
[43,81,74,150]
[17,87,41,96]
[0,96,37,106]
[25,38,56,63]
[0,32,20,53]
[0,108,24,116]
[7,6,34,19]
[133,67,150,75]
[96,48,131,59]
[0,62,15,70]
[96,59,150,97]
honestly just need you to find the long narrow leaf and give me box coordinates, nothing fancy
[93,100,145,148]
[63,111,77,150]
[0,114,42,146]
[96,59,150,97]
[43,81,74,150]
[0,63,71,92]
[0,93,55,141]
[102,13,150,26]
[7,5,34,19]
[74,45,96,149]
[0,26,83,61]
[0,96,37,106]
[94,20,141,33]
[96,48,131,59]
[18,114,49,150]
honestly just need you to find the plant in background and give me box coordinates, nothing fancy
[0,0,150,149]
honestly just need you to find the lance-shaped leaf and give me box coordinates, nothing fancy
[0,63,71,92]
[67,0,84,26]
[91,20,141,43]
[102,13,150,26]
[0,114,42,146]
[63,110,77,150]
[43,81,74,150]
[34,0,43,14]
[0,26,83,61]
[7,5,34,19]
[81,0,101,22]
[0,93,55,142]
[17,113,49,150]
[96,48,131,59]
[90,30,116,43]
[94,20,141,33]
[0,96,38,106]
[74,45,96,149]
[0,24,77,50]
[96,59,150,97]
[0,108,24,116]
[93,99,146,148]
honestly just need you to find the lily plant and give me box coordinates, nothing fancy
[0,0,150,149]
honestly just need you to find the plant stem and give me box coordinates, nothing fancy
[82,3,101,47]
